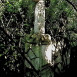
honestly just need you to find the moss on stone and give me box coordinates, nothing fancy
[25,33,51,45]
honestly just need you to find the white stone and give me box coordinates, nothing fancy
[34,0,45,33]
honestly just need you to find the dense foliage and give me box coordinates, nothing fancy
[0,0,77,77]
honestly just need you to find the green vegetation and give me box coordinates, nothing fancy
[0,0,77,77]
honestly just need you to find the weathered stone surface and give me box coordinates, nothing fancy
[34,0,45,33]
[25,43,49,69]
[25,33,52,70]
[25,34,51,45]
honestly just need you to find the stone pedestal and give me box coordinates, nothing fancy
[25,34,53,70]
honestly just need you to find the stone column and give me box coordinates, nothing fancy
[34,0,45,33]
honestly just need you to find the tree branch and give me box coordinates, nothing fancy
[0,27,40,76]
[24,56,40,76]
[0,27,15,43]
[65,0,77,11]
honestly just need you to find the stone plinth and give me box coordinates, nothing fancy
[25,33,53,70]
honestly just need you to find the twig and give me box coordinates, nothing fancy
[65,0,77,11]
[0,27,15,43]
[24,56,40,76]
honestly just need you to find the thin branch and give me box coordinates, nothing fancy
[24,56,40,76]
[0,27,40,76]
[0,27,15,43]
[7,15,13,27]
[16,47,40,77]
[65,0,77,11]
